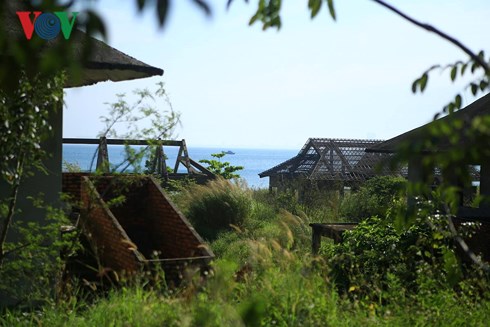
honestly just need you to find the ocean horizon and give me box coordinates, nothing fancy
[62,144,297,189]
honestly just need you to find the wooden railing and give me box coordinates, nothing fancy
[62,137,215,180]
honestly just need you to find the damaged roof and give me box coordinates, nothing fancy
[259,138,401,182]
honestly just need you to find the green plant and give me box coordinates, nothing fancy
[325,202,486,304]
[0,73,65,267]
[92,81,180,174]
[340,176,406,221]
[199,152,243,180]
[0,198,78,308]
[176,178,252,240]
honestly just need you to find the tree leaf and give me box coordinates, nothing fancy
[411,79,418,93]
[156,0,169,26]
[471,62,478,73]
[308,0,322,18]
[454,94,462,109]
[192,0,212,16]
[136,0,146,11]
[420,73,428,92]
[471,83,478,96]
[450,66,457,82]
[461,63,467,76]
[249,13,260,25]
[480,80,489,91]
[327,0,336,20]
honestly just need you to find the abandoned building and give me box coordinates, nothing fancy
[259,138,404,198]
[366,92,490,218]
[365,93,490,261]
[0,1,214,303]
[62,174,214,283]
[310,93,490,259]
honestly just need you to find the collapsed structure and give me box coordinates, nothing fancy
[63,173,214,283]
[259,138,404,198]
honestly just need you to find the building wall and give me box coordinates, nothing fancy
[74,175,213,279]
[80,177,142,274]
[146,179,210,259]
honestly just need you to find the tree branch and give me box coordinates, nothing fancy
[371,0,490,75]
[444,204,490,273]
[0,154,25,267]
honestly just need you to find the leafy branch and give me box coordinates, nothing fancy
[199,152,244,180]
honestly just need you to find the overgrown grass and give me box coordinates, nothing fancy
[3,179,490,326]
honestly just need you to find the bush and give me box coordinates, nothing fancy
[325,209,487,303]
[176,178,252,240]
[340,176,406,221]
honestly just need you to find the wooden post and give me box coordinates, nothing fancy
[96,136,109,173]
[174,141,183,173]
[174,139,197,174]
[154,144,168,181]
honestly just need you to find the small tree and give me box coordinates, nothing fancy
[199,152,244,180]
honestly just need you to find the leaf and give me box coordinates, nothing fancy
[192,0,212,16]
[308,0,322,18]
[454,94,462,109]
[450,66,457,81]
[249,13,260,26]
[461,63,467,76]
[471,62,478,73]
[84,10,107,41]
[327,0,336,20]
[136,0,146,11]
[411,79,418,93]
[420,73,428,92]
[156,0,169,26]
[480,80,489,91]
[471,83,478,96]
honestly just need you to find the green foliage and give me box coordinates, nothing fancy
[0,199,78,307]
[90,81,180,174]
[0,72,66,306]
[340,176,406,221]
[1,186,490,325]
[325,209,486,302]
[199,152,243,180]
[251,186,342,224]
[0,72,64,184]
[176,178,252,240]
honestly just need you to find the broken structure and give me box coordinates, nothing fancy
[259,138,404,198]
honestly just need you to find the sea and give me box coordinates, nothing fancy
[62,145,298,189]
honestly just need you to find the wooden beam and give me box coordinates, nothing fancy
[96,136,109,173]
[63,138,183,146]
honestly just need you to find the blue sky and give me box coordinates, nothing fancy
[63,0,490,149]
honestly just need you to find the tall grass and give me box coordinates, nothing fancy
[175,178,252,240]
[3,180,490,326]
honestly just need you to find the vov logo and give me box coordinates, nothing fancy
[16,11,78,40]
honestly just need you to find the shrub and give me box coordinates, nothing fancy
[177,178,252,240]
[340,176,406,221]
[324,208,487,303]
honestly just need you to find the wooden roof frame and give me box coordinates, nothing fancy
[259,138,401,182]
